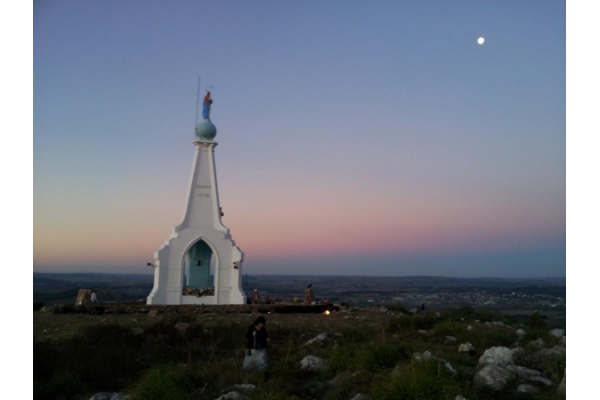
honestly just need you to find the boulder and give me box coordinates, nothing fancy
[528,376,553,386]
[458,343,475,353]
[417,330,428,335]
[215,392,247,400]
[89,394,129,400]
[455,396,470,400]
[516,384,539,394]
[510,347,525,357]
[148,310,158,317]
[516,328,526,336]
[492,321,505,327]
[415,351,456,374]
[558,371,566,394]
[478,346,514,366]
[444,336,457,345]
[300,355,326,372]
[467,325,473,331]
[540,345,566,356]
[350,394,366,400]
[434,312,441,318]
[549,329,565,338]
[528,338,545,351]
[504,365,541,378]
[329,371,352,387]
[224,384,256,393]
[474,364,513,392]
[304,332,328,346]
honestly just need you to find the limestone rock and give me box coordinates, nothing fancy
[89,394,129,400]
[455,396,470,400]
[350,394,366,400]
[148,310,158,317]
[467,325,473,331]
[516,384,539,394]
[528,376,553,386]
[492,321,505,327]
[417,329,428,335]
[474,364,513,392]
[300,355,326,372]
[549,329,565,338]
[215,392,247,400]
[329,371,352,387]
[478,346,514,366]
[225,384,256,393]
[528,338,546,351]
[511,347,525,357]
[414,351,456,374]
[516,328,526,336]
[558,371,566,394]
[504,365,541,378]
[304,332,328,346]
[540,345,566,356]
[458,342,475,353]
[444,336,457,345]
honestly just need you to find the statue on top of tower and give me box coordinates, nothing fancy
[203,91,213,120]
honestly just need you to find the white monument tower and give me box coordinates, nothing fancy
[147,91,246,305]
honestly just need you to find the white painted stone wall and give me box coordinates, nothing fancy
[147,140,246,305]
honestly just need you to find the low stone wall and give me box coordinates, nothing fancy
[52,303,338,315]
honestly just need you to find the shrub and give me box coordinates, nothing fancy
[462,327,517,349]
[130,366,194,400]
[386,303,411,314]
[340,327,370,343]
[525,312,549,330]
[370,360,467,400]
[356,343,411,371]
[328,344,358,372]
[387,313,438,333]
[430,320,466,342]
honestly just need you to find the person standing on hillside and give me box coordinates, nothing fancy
[243,316,269,370]
[252,289,259,304]
[91,290,98,304]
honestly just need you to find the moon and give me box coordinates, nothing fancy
[478,37,485,45]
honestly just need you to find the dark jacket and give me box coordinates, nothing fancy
[246,325,269,350]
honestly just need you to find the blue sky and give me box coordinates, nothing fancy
[33,0,565,277]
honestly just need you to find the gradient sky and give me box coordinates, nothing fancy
[33,0,565,277]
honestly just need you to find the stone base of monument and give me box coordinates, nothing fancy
[51,303,339,315]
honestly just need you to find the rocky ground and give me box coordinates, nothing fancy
[34,305,566,400]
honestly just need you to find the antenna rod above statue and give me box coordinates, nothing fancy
[195,76,201,127]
